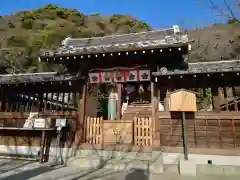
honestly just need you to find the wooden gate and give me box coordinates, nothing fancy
[86,117,103,144]
[85,116,153,146]
[133,117,152,146]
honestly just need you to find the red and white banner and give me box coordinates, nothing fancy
[139,70,150,81]
[126,71,138,82]
[101,72,113,83]
[89,70,150,83]
[89,73,101,83]
[114,71,125,82]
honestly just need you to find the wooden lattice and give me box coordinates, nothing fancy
[133,117,152,146]
[86,117,103,144]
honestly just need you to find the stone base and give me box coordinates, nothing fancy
[179,159,196,177]
[66,150,164,174]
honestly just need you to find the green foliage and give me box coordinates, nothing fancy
[228,18,239,24]
[7,35,28,47]
[196,88,212,110]
[21,19,34,29]
[0,4,150,74]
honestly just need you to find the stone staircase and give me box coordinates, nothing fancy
[122,103,152,120]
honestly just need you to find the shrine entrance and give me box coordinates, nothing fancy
[122,82,151,104]
[88,69,151,120]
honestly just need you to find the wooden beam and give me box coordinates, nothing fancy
[116,84,122,120]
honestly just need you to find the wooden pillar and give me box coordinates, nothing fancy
[49,93,54,111]
[232,86,236,97]
[39,130,46,163]
[78,80,87,142]
[44,93,48,112]
[56,93,60,111]
[211,87,221,111]
[116,84,122,120]
[0,87,3,112]
[151,82,156,138]
[223,87,229,111]
[61,92,65,111]
[232,87,238,111]
[160,87,167,111]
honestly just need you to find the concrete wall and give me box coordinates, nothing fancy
[1,145,240,166]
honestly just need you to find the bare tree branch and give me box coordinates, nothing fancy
[201,0,240,23]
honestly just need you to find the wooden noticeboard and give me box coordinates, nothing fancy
[168,89,197,112]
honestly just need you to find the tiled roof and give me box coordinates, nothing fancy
[153,60,240,76]
[41,25,189,57]
[0,72,83,85]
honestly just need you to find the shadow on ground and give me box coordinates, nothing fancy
[0,159,34,175]
[1,166,56,180]
[125,169,148,180]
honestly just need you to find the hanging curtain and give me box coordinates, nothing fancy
[108,92,117,120]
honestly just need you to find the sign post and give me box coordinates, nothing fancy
[168,89,197,161]
[54,118,67,165]
[182,111,188,160]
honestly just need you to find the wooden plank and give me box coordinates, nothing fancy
[232,119,236,148]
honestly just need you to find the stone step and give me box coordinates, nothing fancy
[67,157,164,174]
[73,150,162,161]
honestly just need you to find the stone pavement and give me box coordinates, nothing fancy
[0,159,239,180]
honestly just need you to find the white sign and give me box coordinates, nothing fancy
[33,118,46,128]
[56,118,67,127]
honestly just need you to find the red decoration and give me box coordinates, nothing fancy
[89,70,150,84]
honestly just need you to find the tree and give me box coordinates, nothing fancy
[202,0,240,23]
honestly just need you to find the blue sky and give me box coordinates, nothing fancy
[0,0,238,29]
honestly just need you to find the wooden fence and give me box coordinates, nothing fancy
[134,117,152,146]
[85,117,152,146]
[86,117,102,144]
[156,112,240,149]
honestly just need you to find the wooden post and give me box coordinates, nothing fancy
[44,93,48,112]
[232,86,236,97]
[50,93,54,111]
[211,87,221,111]
[0,87,3,112]
[151,82,156,139]
[78,80,87,142]
[39,130,46,163]
[116,84,122,120]
[38,93,43,112]
[182,112,188,160]
[61,93,65,111]
[0,87,6,112]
